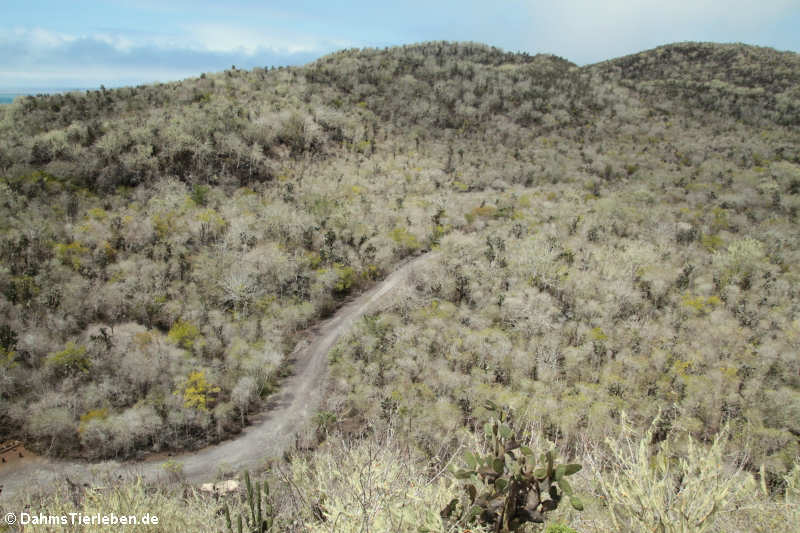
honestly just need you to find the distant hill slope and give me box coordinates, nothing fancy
[587,42,800,126]
[1,41,797,189]
[1,40,797,189]
[590,42,800,91]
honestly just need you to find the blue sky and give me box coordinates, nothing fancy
[2,0,799,91]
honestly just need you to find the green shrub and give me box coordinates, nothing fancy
[0,345,17,369]
[545,523,579,533]
[700,233,725,251]
[167,320,200,349]
[191,184,210,206]
[3,275,40,304]
[161,459,185,482]
[86,207,108,221]
[333,264,356,295]
[390,226,421,251]
[78,407,109,434]
[46,341,91,374]
[680,293,721,315]
[54,241,90,270]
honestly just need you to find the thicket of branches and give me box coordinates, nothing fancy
[1,40,798,520]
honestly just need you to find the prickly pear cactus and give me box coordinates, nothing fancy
[441,401,583,532]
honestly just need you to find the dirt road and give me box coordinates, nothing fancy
[0,252,433,501]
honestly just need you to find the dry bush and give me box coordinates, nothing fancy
[590,414,754,533]
[284,426,462,532]
[13,479,225,533]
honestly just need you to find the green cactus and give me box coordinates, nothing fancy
[223,471,274,533]
[441,401,583,532]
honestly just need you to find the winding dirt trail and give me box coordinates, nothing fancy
[0,253,433,501]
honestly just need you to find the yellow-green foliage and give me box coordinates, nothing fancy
[672,359,693,378]
[100,241,116,264]
[86,207,108,221]
[7,171,67,193]
[306,250,322,269]
[176,370,220,411]
[152,211,178,240]
[390,226,421,251]
[78,408,109,434]
[0,345,17,369]
[54,241,90,270]
[700,233,724,251]
[681,293,721,315]
[190,184,211,205]
[589,327,608,342]
[430,223,448,244]
[46,341,91,373]
[333,263,357,294]
[353,139,371,153]
[710,206,729,232]
[161,459,185,481]
[595,415,754,533]
[363,263,380,280]
[196,207,227,240]
[545,524,579,533]
[167,320,200,349]
[5,275,39,303]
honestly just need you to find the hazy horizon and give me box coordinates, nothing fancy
[3,38,799,96]
[2,0,798,90]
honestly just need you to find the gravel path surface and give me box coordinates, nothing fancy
[0,253,433,501]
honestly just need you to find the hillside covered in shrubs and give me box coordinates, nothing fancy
[1,41,799,531]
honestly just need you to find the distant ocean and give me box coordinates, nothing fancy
[0,88,92,105]
[0,94,21,105]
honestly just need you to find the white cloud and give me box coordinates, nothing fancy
[182,23,350,55]
[2,27,76,49]
[0,24,331,89]
[90,33,137,52]
[1,26,146,54]
[0,66,200,88]
[519,0,799,63]
[1,22,344,58]
[539,0,796,25]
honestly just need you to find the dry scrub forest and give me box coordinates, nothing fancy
[1,41,799,531]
